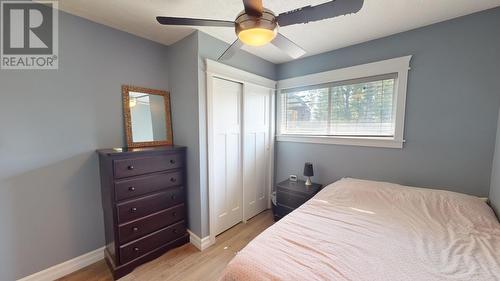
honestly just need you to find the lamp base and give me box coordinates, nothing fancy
[305,177,312,186]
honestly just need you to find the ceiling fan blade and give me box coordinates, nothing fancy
[218,39,244,61]
[156,16,235,27]
[276,0,364,27]
[271,33,306,59]
[242,0,263,16]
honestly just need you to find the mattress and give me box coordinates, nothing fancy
[220,178,500,281]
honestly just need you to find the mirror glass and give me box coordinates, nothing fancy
[123,86,173,147]
[129,91,167,142]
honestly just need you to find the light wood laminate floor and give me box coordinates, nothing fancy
[58,210,274,281]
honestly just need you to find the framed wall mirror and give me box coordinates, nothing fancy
[122,85,173,147]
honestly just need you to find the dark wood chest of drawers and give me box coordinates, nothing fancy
[97,146,189,279]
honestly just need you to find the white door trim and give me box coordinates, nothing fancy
[206,59,276,89]
[268,89,276,209]
[206,59,276,245]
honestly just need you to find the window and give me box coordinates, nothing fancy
[281,74,396,136]
[277,56,412,148]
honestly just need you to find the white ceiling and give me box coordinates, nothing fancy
[55,0,500,64]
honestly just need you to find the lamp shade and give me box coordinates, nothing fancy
[303,162,314,177]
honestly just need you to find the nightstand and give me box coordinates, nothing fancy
[273,179,323,221]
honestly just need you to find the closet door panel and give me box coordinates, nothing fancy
[243,84,271,220]
[212,78,243,235]
[243,134,257,218]
[213,134,228,226]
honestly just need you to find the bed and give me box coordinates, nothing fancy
[220,178,500,281]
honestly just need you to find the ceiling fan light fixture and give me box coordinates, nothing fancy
[157,0,366,59]
[238,27,277,46]
[235,8,277,47]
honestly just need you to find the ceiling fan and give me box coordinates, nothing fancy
[157,0,364,60]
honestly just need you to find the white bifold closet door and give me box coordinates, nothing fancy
[243,84,271,221]
[212,77,243,235]
[211,78,272,236]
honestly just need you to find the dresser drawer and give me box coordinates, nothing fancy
[119,220,186,264]
[275,203,294,218]
[115,171,183,201]
[276,190,307,208]
[118,204,185,244]
[113,153,184,179]
[117,186,184,223]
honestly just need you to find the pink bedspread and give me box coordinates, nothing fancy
[221,178,500,281]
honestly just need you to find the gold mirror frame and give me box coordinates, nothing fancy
[122,85,173,148]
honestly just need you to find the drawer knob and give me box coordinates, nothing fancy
[170,159,176,164]
[132,227,139,232]
[173,229,178,234]
[134,247,140,252]
[170,177,177,183]
[172,212,177,217]
[171,194,176,200]
[128,165,134,170]
[130,207,138,213]
[129,187,135,191]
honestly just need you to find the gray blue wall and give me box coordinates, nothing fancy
[166,33,202,236]
[0,12,169,280]
[490,109,500,217]
[275,7,500,196]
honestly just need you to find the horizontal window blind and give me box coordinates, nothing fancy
[280,74,397,137]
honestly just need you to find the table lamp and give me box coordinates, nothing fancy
[303,162,314,186]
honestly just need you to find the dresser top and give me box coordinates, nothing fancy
[277,179,323,196]
[97,145,186,156]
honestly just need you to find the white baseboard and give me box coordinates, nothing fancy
[17,247,105,281]
[479,197,489,203]
[187,229,213,251]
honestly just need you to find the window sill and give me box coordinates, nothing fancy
[276,135,404,149]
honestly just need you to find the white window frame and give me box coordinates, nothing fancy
[276,55,412,149]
